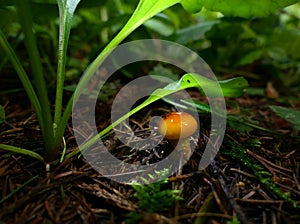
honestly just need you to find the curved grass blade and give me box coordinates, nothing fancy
[0,30,42,125]
[63,74,248,160]
[0,144,45,164]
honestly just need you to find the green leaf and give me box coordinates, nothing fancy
[169,20,219,44]
[0,144,45,164]
[149,64,179,81]
[143,13,175,36]
[0,105,5,123]
[236,49,263,66]
[270,105,300,131]
[180,0,298,18]
[218,76,249,97]
[0,30,43,130]
[267,28,300,60]
[180,0,203,13]
[54,0,81,131]
[245,87,265,96]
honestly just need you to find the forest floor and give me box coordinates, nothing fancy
[0,81,300,224]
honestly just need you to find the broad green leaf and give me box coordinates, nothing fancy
[270,105,300,131]
[180,0,298,18]
[0,105,5,123]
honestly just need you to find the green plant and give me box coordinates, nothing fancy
[126,169,181,223]
[194,4,300,92]
[0,0,297,164]
[226,215,240,224]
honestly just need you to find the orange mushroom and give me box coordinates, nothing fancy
[158,112,198,160]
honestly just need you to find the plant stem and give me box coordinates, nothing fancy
[54,0,72,131]
[53,94,74,152]
[15,0,55,161]
[170,138,192,160]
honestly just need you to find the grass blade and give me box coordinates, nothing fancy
[54,0,81,130]
[62,74,247,161]
[0,175,39,205]
[0,30,42,127]
[15,0,55,160]
[0,144,45,164]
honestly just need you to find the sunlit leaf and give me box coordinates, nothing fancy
[180,0,298,18]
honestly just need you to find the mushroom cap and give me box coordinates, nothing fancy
[158,112,198,140]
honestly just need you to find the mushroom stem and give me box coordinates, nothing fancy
[169,138,191,161]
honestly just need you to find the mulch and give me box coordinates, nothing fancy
[1,93,300,224]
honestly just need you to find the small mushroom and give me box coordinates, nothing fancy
[158,112,198,160]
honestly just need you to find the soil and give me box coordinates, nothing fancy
[0,83,300,224]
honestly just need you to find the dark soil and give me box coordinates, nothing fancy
[1,87,300,224]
